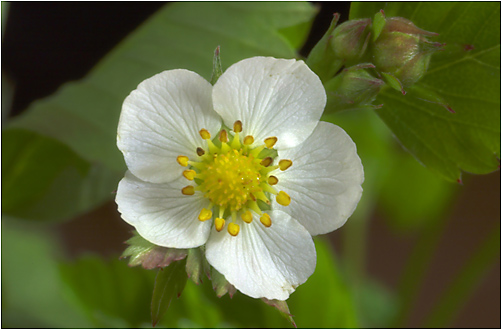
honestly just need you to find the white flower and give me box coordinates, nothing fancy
[116,57,364,301]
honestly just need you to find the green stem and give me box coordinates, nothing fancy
[423,223,500,327]
[391,214,447,327]
[342,190,375,316]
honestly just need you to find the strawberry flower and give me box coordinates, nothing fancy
[116,57,364,300]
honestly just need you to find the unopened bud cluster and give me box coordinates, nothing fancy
[307,10,443,112]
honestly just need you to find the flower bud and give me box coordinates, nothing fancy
[331,18,371,64]
[372,17,443,88]
[324,64,384,112]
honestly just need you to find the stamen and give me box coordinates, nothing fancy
[196,147,205,156]
[268,176,279,185]
[241,210,253,223]
[199,128,211,140]
[260,213,272,227]
[254,191,270,204]
[198,208,213,221]
[262,184,278,195]
[205,138,219,154]
[219,129,228,143]
[177,155,189,167]
[228,223,240,236]
[181,186,195,195]
[182,169,197,181]
[233,120,243,133]
[248,201,263,215]
[260,157,273,167]
[264,137,278,149]
[243,135,254,145]
[215,218,225,232]
[276,191,291,206]
[279,159,293,171]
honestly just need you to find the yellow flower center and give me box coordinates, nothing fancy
[200,149,262,212]
[177,120,292,236]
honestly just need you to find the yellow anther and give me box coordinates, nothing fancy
[268,175,279,185]
[233,120,243,133]
[279,159,293,171]
[241,210,253,223]
[219,129,228,143]
[198,208,213,221]
[215,218,225,232]
[181,186,195,195]
[264,137,278,149]
[260,157,273,167]
[199,128,211,140]
[177,155,189,167]
[243,135,254,145]
[228,222,240,236]
[183,169,197,181]
[276,191,291,206]
[196,147,205,156]
[260,213,272,227]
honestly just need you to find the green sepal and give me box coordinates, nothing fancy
[210,46,223,85]
[211,267,236,298]
[121,231,188,269]
[151,259,188,327]
[372,10,386,41]
[185,247,211,285]
[380,72,405,94]
[306,13,342,82]
[262,298,296,328]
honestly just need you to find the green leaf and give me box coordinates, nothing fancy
[151,259,188,327]
[2,129,121,222]
[287,239,359,327]
[359,280,397,327]
[8,2,316,172]
[59,255,155,327]
[350,2,500,181]
[378,149,457,232]
[2,219,91,328]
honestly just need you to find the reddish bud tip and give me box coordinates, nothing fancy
[457,178,463,185]
[380,9,385,17]
[445,105,455,113]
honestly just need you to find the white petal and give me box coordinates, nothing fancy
[213,57,326,149]
[116,171,212,249]
[272,122,364,236]
[117,69,221,183]
[205,210,316,300]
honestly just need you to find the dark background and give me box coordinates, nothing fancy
[2,2,500,328]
